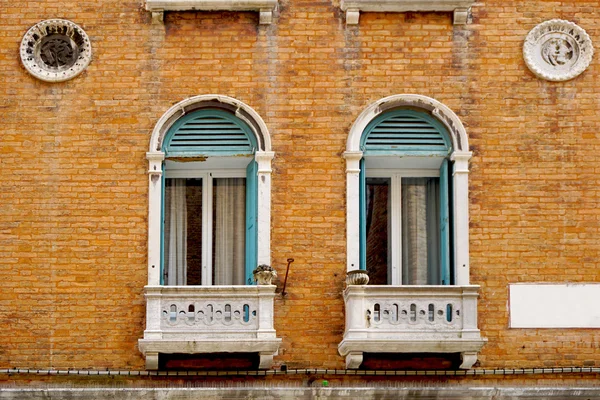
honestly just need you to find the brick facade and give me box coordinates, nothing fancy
[1,0,599,385]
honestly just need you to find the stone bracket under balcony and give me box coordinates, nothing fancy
[338,285,486,369]
[341,0,475,25]
[145,0,278,24]
[138,285,281,370]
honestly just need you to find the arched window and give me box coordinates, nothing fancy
[344,95,473,286]
[339,95,485,371]
[141,96,282,371]
[360,109,453,285]
[146,95,274,287]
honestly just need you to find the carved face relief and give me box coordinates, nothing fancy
[541,37,575,67]
[20,19,91,82]
[524,20,593,82]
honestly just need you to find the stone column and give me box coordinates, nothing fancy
[146,151,165,286]
[343,151,363,272]
[451,151,472,286]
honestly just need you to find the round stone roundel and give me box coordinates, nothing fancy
[20,19,92,83]
[523,19,593,82]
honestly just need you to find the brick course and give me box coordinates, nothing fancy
[0,0,599,382]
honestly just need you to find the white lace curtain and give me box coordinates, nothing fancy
[213,178,246,285]
[401,178,440,285]
[164,178,188,285]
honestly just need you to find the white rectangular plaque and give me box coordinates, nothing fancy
[510,284,600,328]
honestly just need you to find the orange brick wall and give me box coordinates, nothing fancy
[0,0,599,381]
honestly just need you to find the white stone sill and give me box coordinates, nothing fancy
[145,0,278,24]
[340,0,475,25]
[144,284,277,298]
[343,284,481,298]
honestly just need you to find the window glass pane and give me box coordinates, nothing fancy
[212,178,246,285]
[401,177,440,285]
[366,178,390,285]
[164,178,203,285]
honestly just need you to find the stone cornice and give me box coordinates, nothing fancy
[341,0,475,25]
[145,0,278,24]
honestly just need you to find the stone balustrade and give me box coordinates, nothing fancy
[139,285,281,370]
[338,285,486,369]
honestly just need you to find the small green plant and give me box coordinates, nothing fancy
[253,264,275,274]
[253,264,277,284]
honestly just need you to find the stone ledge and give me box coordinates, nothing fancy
[145,0,278,24]
[341,0,475,25]
[338,337,487,369]
[139,338,282,369]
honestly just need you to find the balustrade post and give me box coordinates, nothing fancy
[343,286,369,338]
[256,285,276,339]
[460,286,481,339]
[143,286,163,340]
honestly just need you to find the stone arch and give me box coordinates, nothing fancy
[346,94,469,154]
[149,94,272,153]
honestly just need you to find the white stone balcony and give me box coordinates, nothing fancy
[338,285,486,369]
[341,0,475,24]
[138,285,281,370]
[145,0,278,24]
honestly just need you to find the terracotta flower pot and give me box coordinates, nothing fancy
[346,270,369,285]
[253,269,277,285]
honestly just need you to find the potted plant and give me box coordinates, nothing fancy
[253,264,277,285]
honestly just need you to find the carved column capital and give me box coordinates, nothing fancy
[343,151,363,173]
[146,152,165,178]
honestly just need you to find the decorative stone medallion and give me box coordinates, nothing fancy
[523,19,593,82]
[20,19,92,82]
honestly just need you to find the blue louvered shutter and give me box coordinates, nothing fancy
[361,110,450,156]
[359,158,367,271]
[439,159,450,285]
[160,164,166,285]
[245,160,258,285]
[164,109,256,157]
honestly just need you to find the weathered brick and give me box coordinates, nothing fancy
[0,0,598,386]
